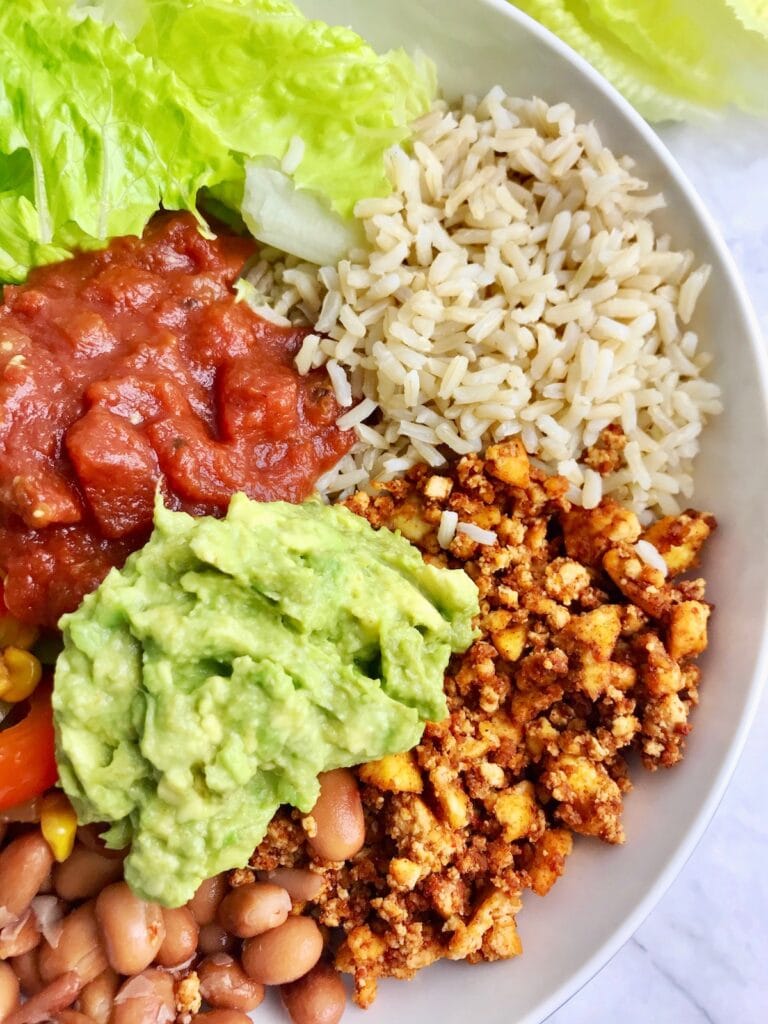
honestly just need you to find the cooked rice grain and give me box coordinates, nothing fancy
[257,90,721,515]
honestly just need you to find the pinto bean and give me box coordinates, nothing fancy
[187,875,228,927]
[155,906,199,968]
[191,1013,252,1024]
[197,924,236,957]
[94,883,164,976]
[3,971,81,1024]
[53,846,124,903]
[10,950,44,996]
[0,960,20,1019]
[217,883,290,939]
[75,828,124,862]
[76,969,118,1024]
[256,869,324,903]
[0,910,41,958]
[281,963,346,1024]
[242,916,323,986]
[307,771,365,863]
[0,833,55,927]
[111,970,175,1024]
[38,903,107,987]
[37,871,54,897]
[0,799,41,824]
[197,955,265,1012]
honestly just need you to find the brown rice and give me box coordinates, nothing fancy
[247,88,722,519]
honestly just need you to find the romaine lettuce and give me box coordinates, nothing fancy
[513,0,768,121]
[0,0,434,282]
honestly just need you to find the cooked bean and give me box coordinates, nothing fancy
[155,906,199,968]
[191,1013,252,1024]
[197,924,236,957]
[242,916,323,986]
[94,883,165,976]
[0,833,55,927]
[38,903,107,986]
[3,971,81,1024]
[217,883,290,939]
[281,963,346,1024]
[187,875,228,926]
[56,1012,96,1024]
[198,955,265,1012]
[53,846,124,903]
[10,950,44,996]
[75,827,124,862]
[307,770,365,863]
[257,868,324,903]
[76,969,118,1024]
[0,799,41,824]
[111,970,174,1024]
[37,871,54,896]
[0,960,20,1019]
[0,910,41,958]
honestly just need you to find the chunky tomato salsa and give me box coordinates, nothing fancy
[0,214,352,625]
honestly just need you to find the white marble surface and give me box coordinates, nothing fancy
[549,113,768,1024]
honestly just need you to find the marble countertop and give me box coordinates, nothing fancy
[549,112,768,1024]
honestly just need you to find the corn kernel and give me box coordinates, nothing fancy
[0,647,42,702]
[41,791,78,863]
[0,615,39,651]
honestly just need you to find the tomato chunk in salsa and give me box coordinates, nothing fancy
[0,214,353,625]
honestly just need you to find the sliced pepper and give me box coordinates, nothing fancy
[0,683,58,811]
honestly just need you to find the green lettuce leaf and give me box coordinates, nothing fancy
[0,1,236,282]
[0,0,434,282]
[513,0,768,120]
[120,0,435,216]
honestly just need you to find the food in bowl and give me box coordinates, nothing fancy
[0,1,721,1022]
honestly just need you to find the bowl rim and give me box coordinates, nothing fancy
[466,1,768,1020]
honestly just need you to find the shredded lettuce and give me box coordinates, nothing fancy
[0,0,434,282]
[513,0,768,120]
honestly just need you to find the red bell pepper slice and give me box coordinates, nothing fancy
[0,684,58,811]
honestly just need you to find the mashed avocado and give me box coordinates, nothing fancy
[53,495,478,906]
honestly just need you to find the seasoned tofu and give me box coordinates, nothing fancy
[250,451,713,1008]
[642,510,716,574]
[562,500,641,567]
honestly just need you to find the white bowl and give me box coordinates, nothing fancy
[283,1,768,1021]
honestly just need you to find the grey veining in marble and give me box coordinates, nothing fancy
[548,112,768,1024]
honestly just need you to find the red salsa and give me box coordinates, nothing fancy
[0,214,353,625]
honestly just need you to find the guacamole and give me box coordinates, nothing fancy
[53,495,478,906]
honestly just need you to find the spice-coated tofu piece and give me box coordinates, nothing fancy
[635,632,683,698]
[485,438,530,488]
[430,766,472,828]
[447,887,522,961]
[491,622,527,662]
[526,828,573,897]
[561,500,641,567]
[492,781,544,842]
[640,691,691,769]
[642,510,715,575]
[603,547,672,619]
[557,604,621,661]
[358,752,423,794]
[423,474,454,501]
[667,601,710,661]
[541,754,624,844]
[577,657,637,701]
